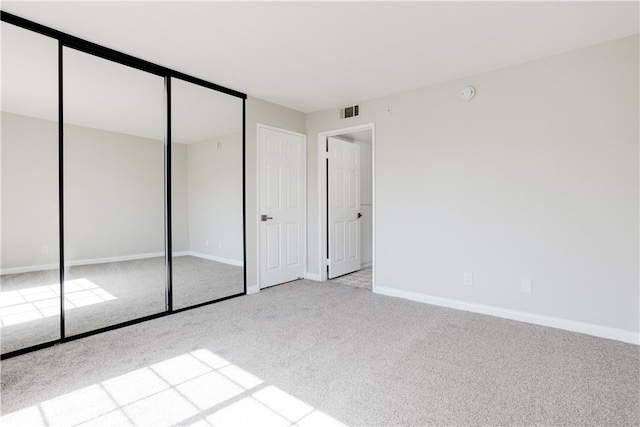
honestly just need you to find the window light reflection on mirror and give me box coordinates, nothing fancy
[0,278,116,327]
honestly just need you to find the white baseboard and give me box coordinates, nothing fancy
[374,286,639,345]
[360,261,373,268]
[1,250,243,275]
[1,252,166,275]
[305,272,322,281]
[1,263,59,275]
[186,251,243,267]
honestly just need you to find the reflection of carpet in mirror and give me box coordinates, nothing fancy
[330,267,372,289]
[0,256,243,354]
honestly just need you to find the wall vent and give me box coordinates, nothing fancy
[340,105,359,119]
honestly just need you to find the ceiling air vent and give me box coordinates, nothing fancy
[340,105,359,119]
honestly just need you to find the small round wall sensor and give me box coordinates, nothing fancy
[461,86,475,101]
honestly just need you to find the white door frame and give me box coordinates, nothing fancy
[256,123,307,290]
[317,123,375,289]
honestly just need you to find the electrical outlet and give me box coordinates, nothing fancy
[521,279,532,294]
[41,245,48,254]
[205,239,209,246]
[218,241,222,249]
[464,273,473,286]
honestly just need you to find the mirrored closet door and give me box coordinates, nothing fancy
[1,11,246,358]
[63,47,166,336]
[0,23,60,353]
[171,78,244,309]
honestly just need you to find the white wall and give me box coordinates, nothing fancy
[1,112,191,271]
[1,112,59,269]
[171,143,190,253]
[306,35,639,335]
[63,122,165,262]
[245,97,307,293]
[1,111,247,271]
[3,112,247,274]
[186,132,243,263]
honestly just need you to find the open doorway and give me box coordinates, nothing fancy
[317,124,374,290]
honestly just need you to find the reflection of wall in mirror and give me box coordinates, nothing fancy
[1,112,243,273]
[63,120,165,264]
[1,112,167,272]
[171,142,190,254]
[1,112,59,271]
[184,133,243,266]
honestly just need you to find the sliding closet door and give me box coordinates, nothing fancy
[0,23,60,353]
[171,78,244,309]
[63,48,165,336]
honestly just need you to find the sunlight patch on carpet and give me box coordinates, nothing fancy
[0,349,346,427]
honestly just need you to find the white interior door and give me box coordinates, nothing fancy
[327,137,361,279]
[258,126,306,288]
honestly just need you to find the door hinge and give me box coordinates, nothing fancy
[326,258,330,266]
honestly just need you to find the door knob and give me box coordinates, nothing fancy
[261,214,273,221]
[357,213,363,219]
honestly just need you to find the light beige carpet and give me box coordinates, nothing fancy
[1,280,638,426]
